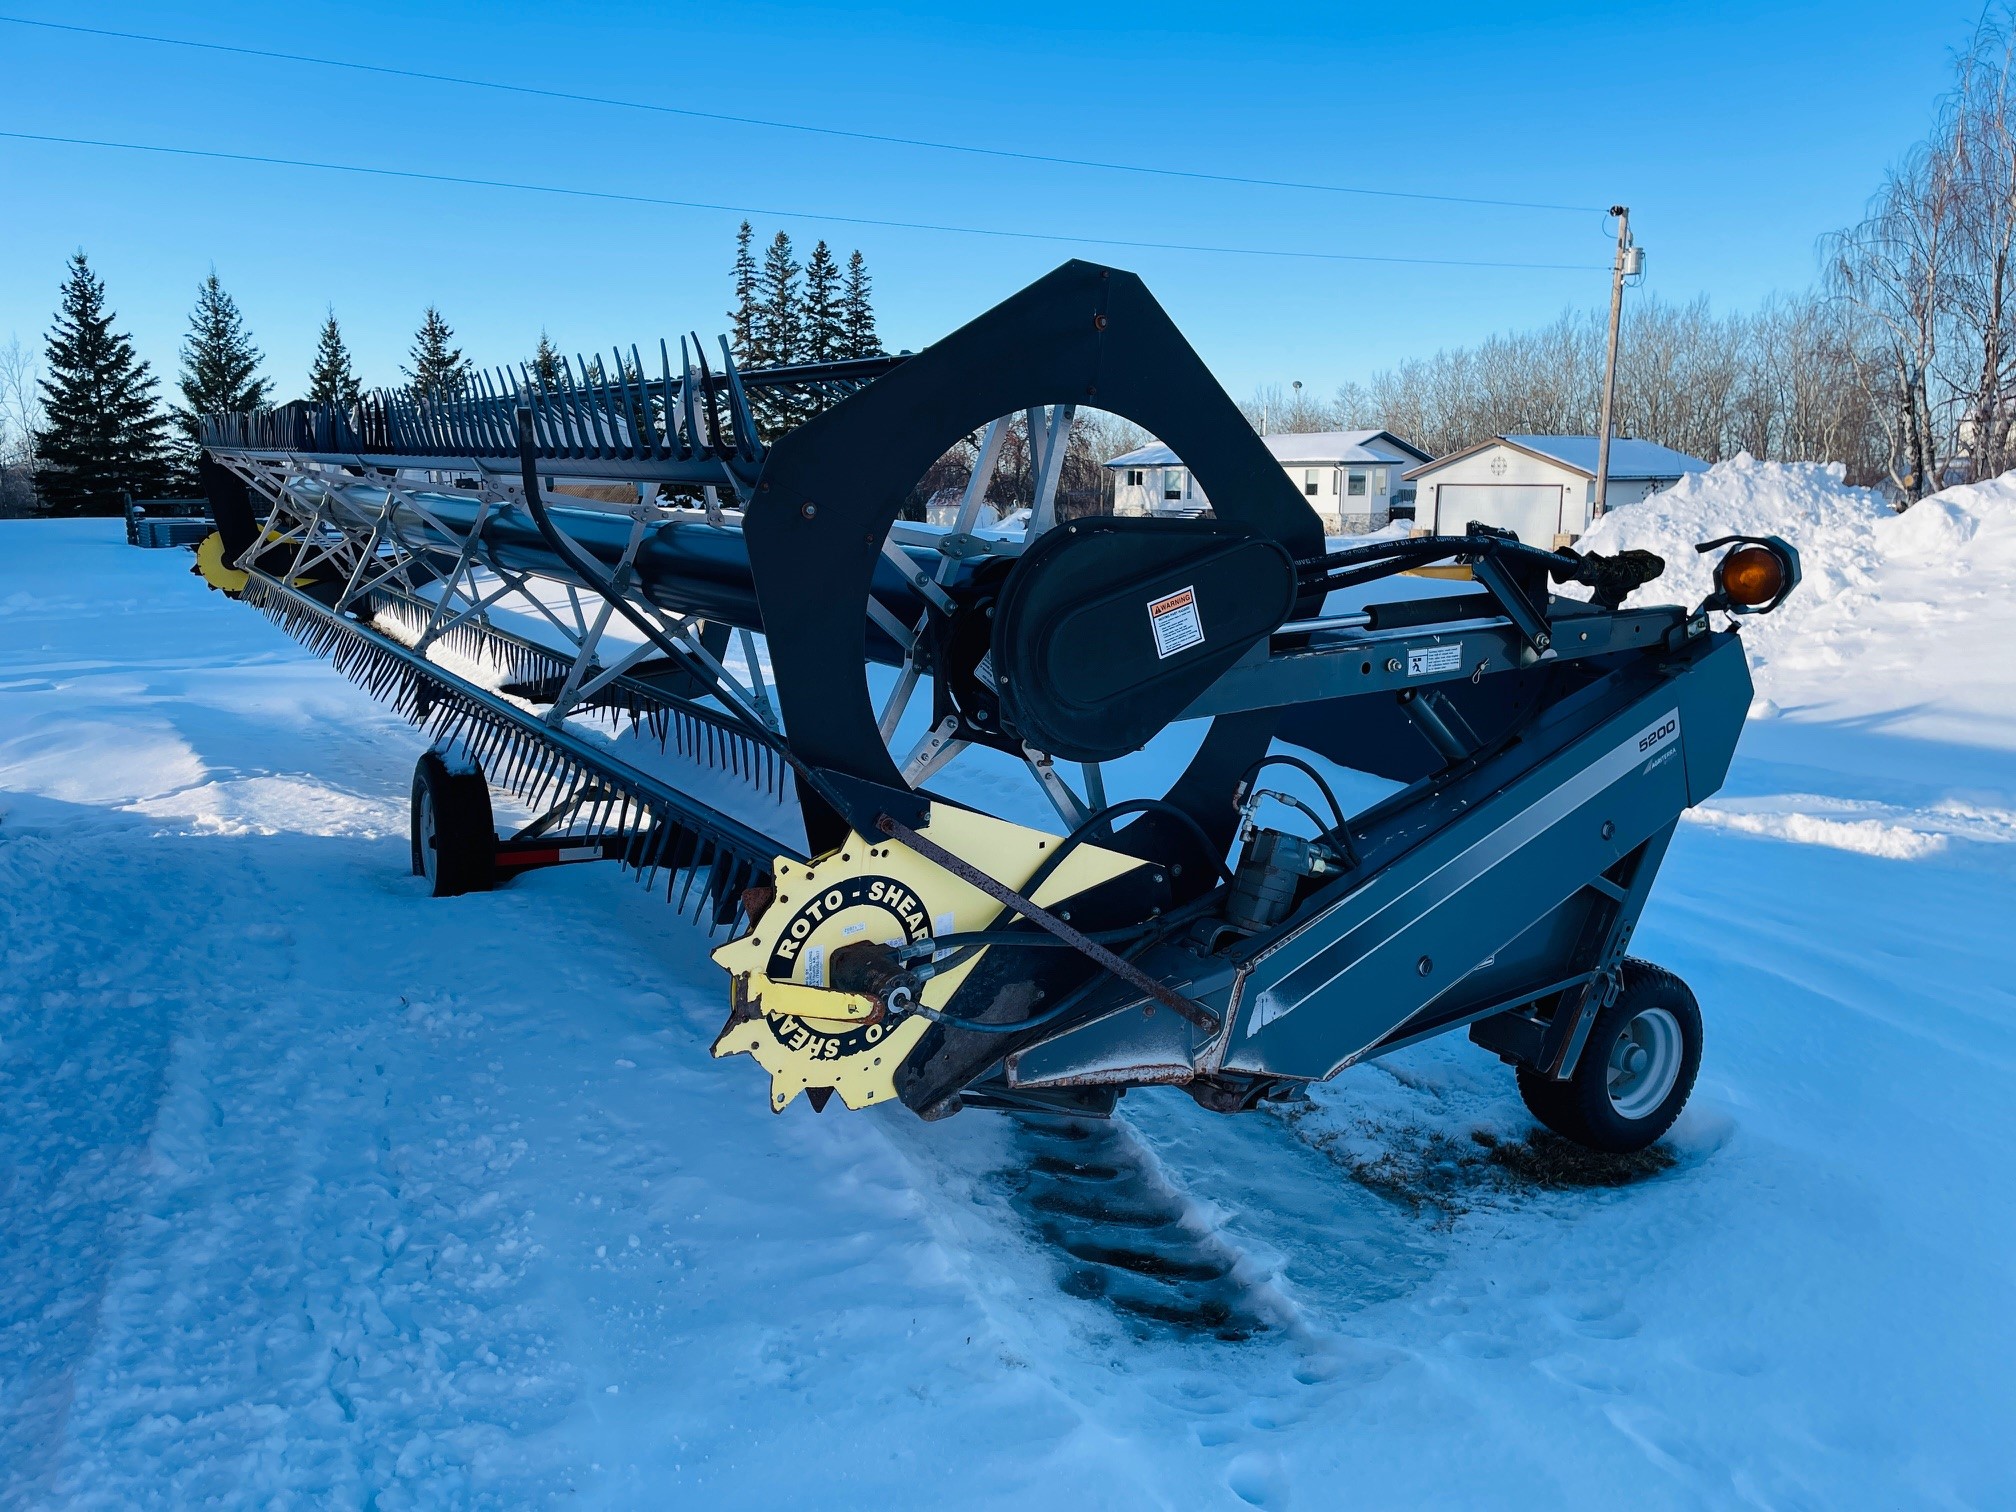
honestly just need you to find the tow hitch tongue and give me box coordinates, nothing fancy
[193,256,1796,1157]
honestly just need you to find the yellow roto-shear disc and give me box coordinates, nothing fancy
[710,805,1144,1113]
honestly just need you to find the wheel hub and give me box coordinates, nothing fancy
[1606,1006,1683,1120]
[417,795,438,884]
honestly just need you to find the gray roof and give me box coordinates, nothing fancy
[1406,434,1709,481]
[1503,435,1709,477]
[1106,429,1429,470]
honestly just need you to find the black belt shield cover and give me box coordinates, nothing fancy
[991,517,1295,761]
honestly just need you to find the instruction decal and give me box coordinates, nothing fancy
[1406,644,1462,677]
[1148,585,1205,659]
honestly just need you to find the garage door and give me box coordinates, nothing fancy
[1433,484,1563,546]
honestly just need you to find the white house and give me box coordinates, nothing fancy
[1105,430,1432,534]
[1402,435,1709,547]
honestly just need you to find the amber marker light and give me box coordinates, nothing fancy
[1718,545,1786,608]
[1693,533,1800,616]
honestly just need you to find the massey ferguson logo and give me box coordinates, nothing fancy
[1639,717,1678,754]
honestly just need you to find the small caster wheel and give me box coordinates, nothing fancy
[410,750,496,898]
[1517,959,1701,1154]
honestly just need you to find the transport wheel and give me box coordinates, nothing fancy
[410,750,496,898]
[1516,959,1701,1154]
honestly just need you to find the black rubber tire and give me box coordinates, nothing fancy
[1516,959,1702,1154]
[410,750,496,898]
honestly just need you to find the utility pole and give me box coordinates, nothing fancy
[1592,206,1642,520]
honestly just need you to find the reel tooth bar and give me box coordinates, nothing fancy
[238,573,777,930]
[203,341,907,494]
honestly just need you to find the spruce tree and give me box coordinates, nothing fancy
[748,232,803,437]
[307,309,362,407]
[530,331,562,387]
[404,306,472,399]
[728,221,761,366]
[842,250,880,358]
[575,349,643,394]
[33,252,174,517]
[756,232,802,368]
[177,271,269,440]
[802,241,845,364]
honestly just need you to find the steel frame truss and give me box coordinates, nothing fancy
[218,399,1114,851]
[216,452,790,807]
[867,412,1101,827]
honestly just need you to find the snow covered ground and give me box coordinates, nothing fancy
[3,493,2013,1508]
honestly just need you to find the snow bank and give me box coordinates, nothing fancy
[1575,455,2016,745]
[1683,804,1951,859]
[1571,455,1889,683]
[1578,454,1889,604]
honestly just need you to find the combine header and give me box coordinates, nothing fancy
[197,262,1797,1154]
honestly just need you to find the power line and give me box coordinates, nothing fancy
[0,13,1607,217]
[0,130,1608,272]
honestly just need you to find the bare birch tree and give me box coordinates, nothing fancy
[1316,295,1881,481]
[1828,6,2016,499]
[0,336,43,516]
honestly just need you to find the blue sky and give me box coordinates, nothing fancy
[0,0,1982,407]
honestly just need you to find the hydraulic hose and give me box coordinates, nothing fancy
[1295,530,1570,582]
[1295,531,1663,607]
[1235,754,1349,836]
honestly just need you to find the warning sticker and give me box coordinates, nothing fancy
[1147,585,1205,659]
[1406,644,1462,677]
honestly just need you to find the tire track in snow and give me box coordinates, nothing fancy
[1003,1115,1275,1341]
[0,805,200,1506]
[875,1093,1453,1509]
[9,809,577,1506]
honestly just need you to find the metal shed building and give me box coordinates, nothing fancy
[1403,434,1708,546]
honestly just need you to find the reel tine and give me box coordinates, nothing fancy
[652,341,672,458]
[588,351,617,458]
[690,337,729,462]
[680,838,712,916]
[615,346,643,458]
[589,354,613,458]
[678,336,699,458]
[243,540,788,938]
[717,336,764,464]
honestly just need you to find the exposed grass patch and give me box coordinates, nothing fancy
[1278,1105,1679,1221]
[1472,1127,1678,1189]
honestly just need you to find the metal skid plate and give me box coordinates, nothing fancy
[1005,946,1233,1091]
